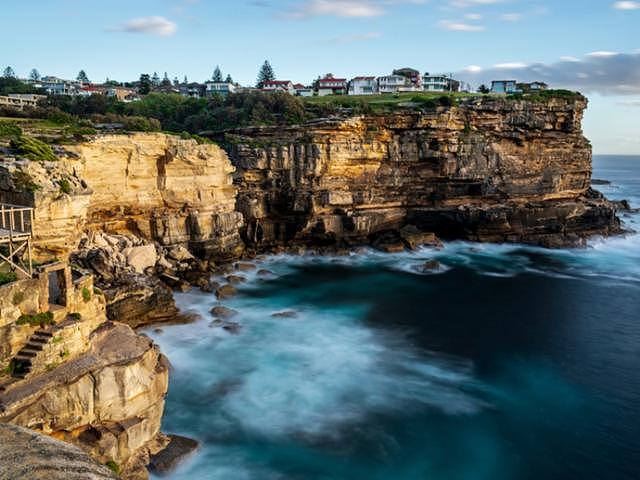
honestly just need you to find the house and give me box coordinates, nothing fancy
[263,80,296,95]
[179,82,206,98]
[205,81,237,97]
[0,94,46,110]
[422,74,460,93]
[294,84,314,97]
[77,85,107,97]
[517,81,549,93]
[106,87,139,102]
[317,75,347,96]
[491,80,520,94]
[393,68,422,89]
[348,77,378,95]
[36,76,78,96]
[377,75,408,94]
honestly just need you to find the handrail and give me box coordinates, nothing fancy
[0,203,34,236]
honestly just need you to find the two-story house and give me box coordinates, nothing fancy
[263,80,296,95]
[317,76,347,96]
[348,76,378,95]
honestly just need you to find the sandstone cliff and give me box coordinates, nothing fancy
[228,96,619,248]
[0,133,243,261]
[0,267,169,480]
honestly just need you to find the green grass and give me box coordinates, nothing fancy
[16,311,55,327]
[10,135,58,162]
[58,179,72,194]
[105,460,120,475]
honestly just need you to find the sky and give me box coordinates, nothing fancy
[1,0,639,154]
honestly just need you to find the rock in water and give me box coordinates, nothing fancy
[210,306,239,318]
[148,435,199,477]
[216,284,237,299]
[0,423,117,479]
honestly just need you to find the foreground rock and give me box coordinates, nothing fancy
[0,423,117,479]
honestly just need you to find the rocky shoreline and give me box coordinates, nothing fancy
[0,96,633,478]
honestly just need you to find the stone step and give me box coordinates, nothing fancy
[16,350,37,359]
[25,342,44,351]
[35,330,53,338]
[30,336,49,344]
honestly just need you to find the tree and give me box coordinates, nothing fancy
[183,75,188,84]
[173,76,180,86]
[139,74,152,95]
[477,84,490,94]
[151,72,160,86]
[162,72,171,87]
[212,66,223,82]
[2,66,16,78]
[225,74,233,84]
[77,70,90,83]
[29,69,41,81]
[256,60,275,88]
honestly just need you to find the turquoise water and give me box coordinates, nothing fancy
[147,156,640,480]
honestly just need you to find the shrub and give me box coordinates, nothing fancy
[82,286,91,302]
[11,170,40,192]
[105,461,119,475]
[16,311,55,327]
[0,120,22,138]
[0,272,18,286]
[58,179,72,194]
[59,349,70,359]
[12,291,24,305]
[52,336,63,344]
[69,312,82,321]
[10,135,58,162]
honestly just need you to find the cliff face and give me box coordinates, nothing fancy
[0,133,243,261]
[229,97,619,248]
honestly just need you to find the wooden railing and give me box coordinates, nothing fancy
[0,203,34,238]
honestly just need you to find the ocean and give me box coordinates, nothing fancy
[146,155,640,480]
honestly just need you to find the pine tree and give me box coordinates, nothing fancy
[256,60,275,88]
[212,66,223,82]
[173,76,179,86]
[2,66,16,78]
[29,68,41,81]
[76,70,90,83]
[225,74,233,84]
[161,72,171,87]
[151,72,160,86]
[139,73,152,94]
[183,75,188,84]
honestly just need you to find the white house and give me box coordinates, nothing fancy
[377,75,408,94]
[422,74,450,92]
[294,83,314,97]
[263,80,296,95]
[206,81,237,97]
[317,76,347,96]
[348,76,378,95]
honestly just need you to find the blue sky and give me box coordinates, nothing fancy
[2,0,639,153]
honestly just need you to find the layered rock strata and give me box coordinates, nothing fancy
[0,133,244,261]
[228,97,620,248]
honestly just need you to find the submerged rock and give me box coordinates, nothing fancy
[210,306,239,319]
[271,310,299,319]
[216,284,237,300]
[422,260,442,272]
[235,262,257,272]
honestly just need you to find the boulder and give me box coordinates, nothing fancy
[226,275,246,285]
[167,246,195,263]
[422,260,441,272]
[216,284,237,300]
[235,262,257,272]
[399,225,443,250]
[124,244,157,274]
[271,310,298,319]
[148,435,199,477]
[210,306,238,319]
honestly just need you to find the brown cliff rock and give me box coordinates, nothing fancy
[228,97,620,248]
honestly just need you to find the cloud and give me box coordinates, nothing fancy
[113,16,177,36]
[324,31,381,43]
[282,0,426,19]
[500,12,522,21]
[617,100,640,106]
[455,52,640,95]
[448,0,503,7]
[439,20,485,31]
[613,1,640,9]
